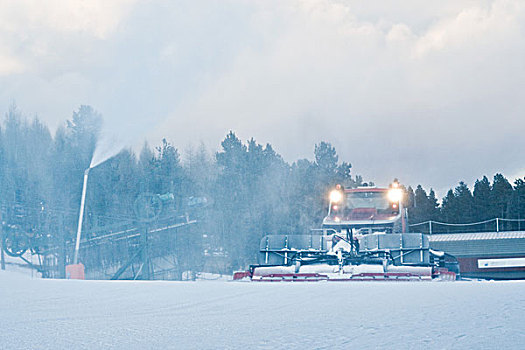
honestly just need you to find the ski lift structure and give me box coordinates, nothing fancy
[0,192,208,280]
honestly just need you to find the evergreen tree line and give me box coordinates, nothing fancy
[0,105,361,272]
[404,176,525,233]
[1,105,524,273]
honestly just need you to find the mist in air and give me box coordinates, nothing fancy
[1,0,525,191]
[2,3,525,348]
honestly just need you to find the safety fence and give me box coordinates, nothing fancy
[409,218,525,234]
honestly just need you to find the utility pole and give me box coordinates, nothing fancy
[1,209,5,270]
[140,225,151,280]
[518,191,521,231]
[58,213,66,278]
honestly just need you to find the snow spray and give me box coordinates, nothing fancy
[75,118,136,261]
[90,128,125,168]
[73,168,90,265]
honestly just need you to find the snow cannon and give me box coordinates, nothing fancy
[64,168,90,280]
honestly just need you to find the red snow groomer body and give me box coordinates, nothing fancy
[234,181,459,282]
[323,185,405,234]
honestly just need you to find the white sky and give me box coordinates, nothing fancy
[1,0,524,195]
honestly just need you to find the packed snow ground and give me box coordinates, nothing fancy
[1,270,524,350]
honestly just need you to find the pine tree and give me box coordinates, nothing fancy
[427,189,439,220]
[184,142,216,196]
[138,142,155,193]
[441,189,456,224]
[440,182,474,232]
[214,132,249,268]
[404,186,415,212]
[155,138,183,197]
[314,141,338,176]
[473,176,492,221]
[491,173,513,220]
[411,185,429,224]
[510,178,525,229]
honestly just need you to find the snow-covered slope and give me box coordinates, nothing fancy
[1,271,524,349]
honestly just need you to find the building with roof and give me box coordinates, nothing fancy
[429,231,525,279]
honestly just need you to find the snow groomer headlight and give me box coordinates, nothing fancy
[388,181,403,203]
[329,189,343,203]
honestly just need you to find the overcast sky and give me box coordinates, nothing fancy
[1,0,524,195]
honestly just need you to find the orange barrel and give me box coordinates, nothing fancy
[65,263,85,280]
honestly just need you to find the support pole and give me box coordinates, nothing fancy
[73,168,90,265]
[401,205,406,233]
[140,225,150,280]
[0,211,5,271]
[58,213,66,278]
[429,221,433,235]
[110,247,143,280]
[496,218,499,232]
[0,235,4,270]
